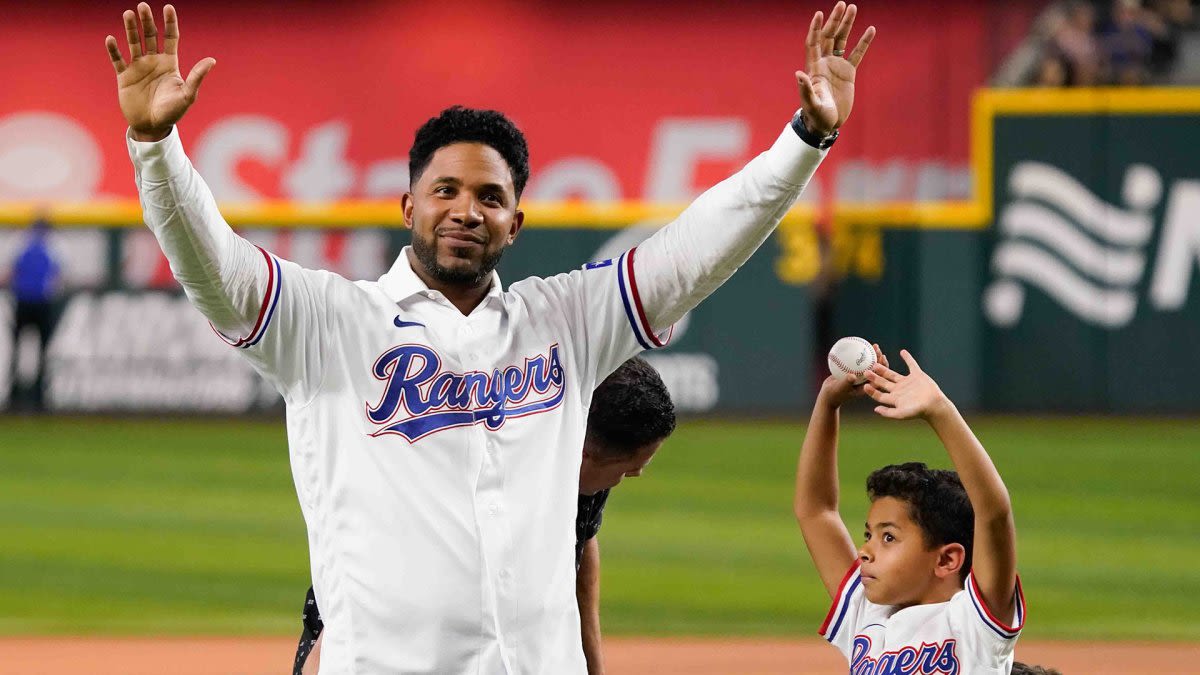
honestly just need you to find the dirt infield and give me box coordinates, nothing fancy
[0,636,1196,673]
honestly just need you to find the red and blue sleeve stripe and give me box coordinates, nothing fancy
[212,246,282,349]
[967,572,1026,640]
[616,247,672,351]
[819,560,862,643]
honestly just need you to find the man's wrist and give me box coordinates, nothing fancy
[790,110,838,150]
[130,127,172,143]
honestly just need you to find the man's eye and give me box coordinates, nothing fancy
[863,532,871,541]
[482,193,502,204]
[883,533,895,543]
[434,186,454,196]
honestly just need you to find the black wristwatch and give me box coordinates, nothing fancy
[791,109,839,150]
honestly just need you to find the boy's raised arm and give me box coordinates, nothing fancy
[864,350,1018,622]
[795,345,885,598]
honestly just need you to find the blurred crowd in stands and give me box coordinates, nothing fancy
[997,0,1200,86]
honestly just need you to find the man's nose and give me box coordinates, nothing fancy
[450,195,484,226]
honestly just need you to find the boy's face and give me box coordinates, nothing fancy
[858,496,946,607]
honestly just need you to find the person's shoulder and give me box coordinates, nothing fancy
[506,269,579,294]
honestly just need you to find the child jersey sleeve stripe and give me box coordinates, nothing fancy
[966,572,1026,640]
[819,560,863,643]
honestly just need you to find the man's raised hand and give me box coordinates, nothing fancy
[796,2,876,135]
[105,3,215,142]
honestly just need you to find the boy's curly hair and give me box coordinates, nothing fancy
[866,462,974,581]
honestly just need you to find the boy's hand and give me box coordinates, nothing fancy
[863,349,951,420]
[818,343,887,409]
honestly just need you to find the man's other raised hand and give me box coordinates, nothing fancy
[105,3,215,142]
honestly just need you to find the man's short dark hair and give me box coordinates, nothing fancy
[408,106,531,199]
[586,357,676,458]
[866,462,974,581]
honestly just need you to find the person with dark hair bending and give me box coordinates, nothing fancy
[105,2,873,671]
[794,344,1025,674]
[295,357,676,675]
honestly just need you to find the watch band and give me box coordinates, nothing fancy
[791,110,839,150]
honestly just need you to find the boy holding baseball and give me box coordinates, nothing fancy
[795,344,1025,674]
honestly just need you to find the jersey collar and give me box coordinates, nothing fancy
[379,246,504,306]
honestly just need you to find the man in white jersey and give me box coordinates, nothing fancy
[104,2,875,673]
[795,346,1025,675]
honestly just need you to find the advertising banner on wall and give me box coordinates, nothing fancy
[1,1,1038,208]
[981,110,1200,412]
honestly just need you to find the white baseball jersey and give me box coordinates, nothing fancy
[819,561,1027,675]
[127,121,824,675]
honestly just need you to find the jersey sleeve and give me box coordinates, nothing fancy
[630,122,826,333]
[534,250,674,386]
[207,250,339,404]
[948,571,1027,665]
[128,127,333,404]
[817,560,888,660]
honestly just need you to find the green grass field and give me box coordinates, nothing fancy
[1,414,1198,640]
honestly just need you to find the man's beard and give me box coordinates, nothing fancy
[412,231,505,287]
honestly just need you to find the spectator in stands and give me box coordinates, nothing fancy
[9,217,60,411]
[1053,0,1104,85]
[1102,0,1156,84]
[1032,48,1074,86]
[1145,0,1195,75]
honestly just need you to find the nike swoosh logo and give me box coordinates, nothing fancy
[394,316,426,329]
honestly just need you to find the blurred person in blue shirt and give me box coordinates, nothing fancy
[8,218,60,410]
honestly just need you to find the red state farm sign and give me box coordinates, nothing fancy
[0,1,1036,207]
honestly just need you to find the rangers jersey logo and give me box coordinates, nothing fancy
[850,636,959,675]
[365,344,566,442]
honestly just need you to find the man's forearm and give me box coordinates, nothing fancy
[576,538,604,675]
[632,122,826,332]
[128,127,272,338]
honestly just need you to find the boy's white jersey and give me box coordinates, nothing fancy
[819,561,1026,675]
[126,123,825,674]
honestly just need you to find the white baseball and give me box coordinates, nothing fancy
[828,336,877,384]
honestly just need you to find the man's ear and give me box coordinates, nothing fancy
[508,208,524,245]
[933,542,966,581]
[401,192,415,231]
